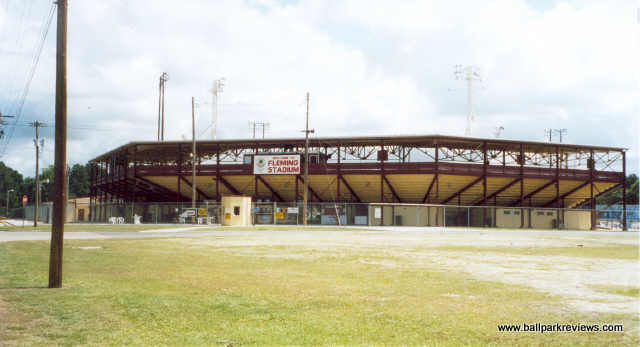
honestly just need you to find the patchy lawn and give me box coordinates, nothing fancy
[0,231,637,345]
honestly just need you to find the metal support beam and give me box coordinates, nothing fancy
[422,174,437,203]
[177,144,182,204]
[519,143,524,228]
[474,178,521,206]
[575,182,620,209]
[135,176,184,201]
[543,181,589,208]
[256,175,284,202]
[218,176,241,195]
[337,144,341,200]
[435,143,439,226]
[382,175,402,203]
[380,140,385,203]
[132,147,137,203]
[622,150,627,231]
[590,149,595,230]
[511,180,556,206]
[556,146,560,229]
[482,142,487,226]
[338,175,361,202]
[441,177,483,205]
[179,175,211,200]
[297,175,322,202]
[216,150,220,200]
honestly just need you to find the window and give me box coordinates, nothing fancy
[503,210,511,215]
[514,211,520,215]
[546,212,553,216]
[537,212,544,216]
[234,206,240,216]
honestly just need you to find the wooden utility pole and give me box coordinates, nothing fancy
[191,96,197,224]
[49,0,67,289]
[302,92,314,225]
[29,121,44,227]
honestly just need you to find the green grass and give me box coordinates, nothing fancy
[0,238,637,346]
[199,225,373,232]
[0,224,372,233]
[0,224,184,232]
[591,285,640,298]
[434,245,640,260]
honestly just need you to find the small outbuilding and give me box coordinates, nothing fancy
[221,195,252,227]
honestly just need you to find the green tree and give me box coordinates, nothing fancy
[39,165,55,202]
[0,161,24,214]
[599,174,638,206]
[69,164,90,197]
[32,164,92,202]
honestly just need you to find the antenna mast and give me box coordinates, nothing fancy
[455,65,482,137]
[211,78,225,140]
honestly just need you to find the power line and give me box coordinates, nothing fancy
[0,3,55,159]
[2,2,50,111]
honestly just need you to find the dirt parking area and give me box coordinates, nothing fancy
[181,227,640,317]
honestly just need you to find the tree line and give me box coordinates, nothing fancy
[1,161,91,214]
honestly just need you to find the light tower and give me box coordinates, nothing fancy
[454,65,482,137]
[211,78,226,140]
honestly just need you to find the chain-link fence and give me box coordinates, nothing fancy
[68,201,638,231]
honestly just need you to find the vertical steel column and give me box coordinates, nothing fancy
[89,163,94,222]
[123,154,128,219]
[380,140,385,225]
[482,142,487,227]
[254,144,258,201]
[380,140,385,203]
[109,155,114,208]
[337,144,341,201]
[520,144,524,228]
[555,146,560,229]
[494,196,497,227]
[216,149,220,201]
[528,192,532,228]
[177,144,182,204]
[622,150,627,231]
[132,147,137,204]
[435,143,439,226]
[590,149,595,230]
[96,161,100,222]
[100,161,105,222]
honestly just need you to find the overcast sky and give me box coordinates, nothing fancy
[0,0,638,177]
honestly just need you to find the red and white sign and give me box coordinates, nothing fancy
[253,155,300,175]
[22,195,28,206]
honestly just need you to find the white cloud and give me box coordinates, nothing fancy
[0,0,637,176]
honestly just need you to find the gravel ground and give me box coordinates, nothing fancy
[174,227,640,316]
